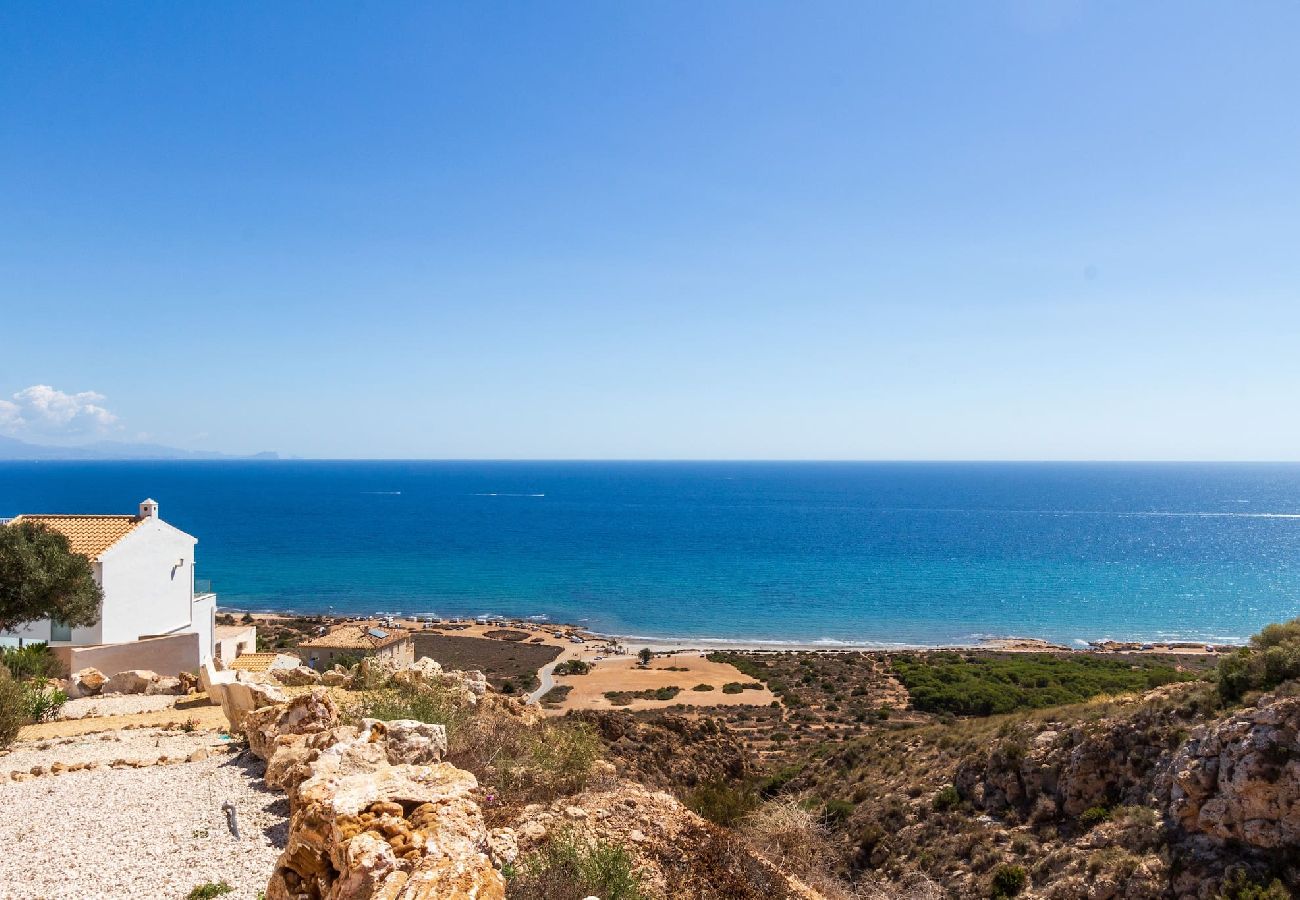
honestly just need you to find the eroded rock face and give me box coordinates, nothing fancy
[1169,695,1300,849]
[103,669,159,695]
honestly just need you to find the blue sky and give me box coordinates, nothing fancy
[1,2,1297,459]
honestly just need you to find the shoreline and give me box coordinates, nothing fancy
[227,607,1237,655]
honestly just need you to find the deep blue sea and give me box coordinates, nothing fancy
[2,461,1298,646]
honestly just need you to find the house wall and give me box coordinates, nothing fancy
[215,626,258,664]
[298,637,413,670]
[51,631,202,678]
[98,520,197,645]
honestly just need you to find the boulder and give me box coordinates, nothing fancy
[177,670,200,694]
[70,667,107,697]
[104,670,159,695]
[242,689,340,761]
[213,678,287,732]
[272,665,323,687]
[321,669,351,687]
[146,676,182,695]
[364,719,447,766]
[391,657,443,689]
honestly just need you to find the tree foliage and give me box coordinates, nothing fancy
[0,522,103,634]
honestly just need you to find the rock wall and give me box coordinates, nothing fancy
[240,690,505,900]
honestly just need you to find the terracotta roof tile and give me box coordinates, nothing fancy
[299,624,410,651]
[10,514,144,560]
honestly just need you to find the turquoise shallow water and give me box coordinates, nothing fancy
[2,461,1298,646]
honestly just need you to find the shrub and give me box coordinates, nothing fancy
[933,784,961,811]
[1217,616,1300,701]
[686,779,760,826]
[603,687,681,704]
[0,643,59,680]
[186,882,233,900]
[0,669,28,748]
[1218,869,1291,900]
[554,660,591,676]
[821,798,855,825]
[507,829,646,900]
[721,681,762,694]
[990,863,1027,898]
[539,685,572,705]
[1079,806,1111,830]
[22,679,67,723]
[743,799,829,873]
[692,683,715,691]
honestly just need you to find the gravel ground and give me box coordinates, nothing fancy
[57,694,182,719]
[0,727,227,774]
[0,734,285,900]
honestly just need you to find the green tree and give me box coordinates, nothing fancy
[0,522,102,634]
[637,647,652,667]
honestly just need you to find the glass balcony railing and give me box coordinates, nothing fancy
[194,578,215,596]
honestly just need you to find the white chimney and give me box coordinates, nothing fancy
[139,498,159,519]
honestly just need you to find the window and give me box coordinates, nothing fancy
[50,619,72,642]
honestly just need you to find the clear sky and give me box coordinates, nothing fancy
[1,2,1297,460]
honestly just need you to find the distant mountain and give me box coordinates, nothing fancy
[0,435,279,461]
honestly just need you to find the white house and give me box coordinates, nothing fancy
[0,499,217,673]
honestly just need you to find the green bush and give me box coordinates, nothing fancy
[933,784,961,811]
[186,882,233,900]
[22,679,67,723]
[507,829,646,900]
[603,686,680,705]
[0,669,28,748]
[1218,869,1291,900]
[1217,617,1300,702]
[721,681,762,694]
[692,683,715,691]
[0,643,59,680]
[554,660,591,676]
[990,863,1027,898]
[891,652,1197,716]
[1079,806,1111,830]
[539,685,572,705]
[686,779,760,826]
[821,798,855,824]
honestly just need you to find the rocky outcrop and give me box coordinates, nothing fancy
[511,782,821,900]
[1169,694,1300,849]
[570,709,755,791]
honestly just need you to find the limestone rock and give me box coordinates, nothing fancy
[70,667,107,697]
[365,719,447,766]
[321,669,351,687]
[104,669,159,695]
[1169,695,1300,849]
[214,677,288,732]
[391,657,443,689]
[272,665,323,686]
[145,676,182,695]
[242,688,340,761]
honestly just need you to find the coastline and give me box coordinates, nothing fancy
[231,608,1235,655]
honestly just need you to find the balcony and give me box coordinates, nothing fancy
[194,578,216,598]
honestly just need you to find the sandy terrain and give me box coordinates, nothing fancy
[550,653,776,712]
[18,696,227,741]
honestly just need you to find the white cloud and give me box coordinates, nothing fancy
[0,384,120,438]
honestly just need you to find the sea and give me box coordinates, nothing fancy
[2,461,1298,647]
